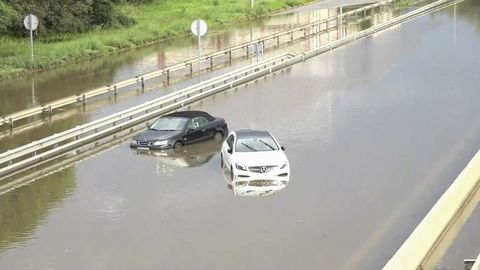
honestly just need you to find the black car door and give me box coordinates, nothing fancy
[199,117,215,138]
[185,118,204,143]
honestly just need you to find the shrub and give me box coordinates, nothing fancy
[0,2,17,34]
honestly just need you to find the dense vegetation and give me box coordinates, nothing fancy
[0,0,311,80]
[0,0,152,36]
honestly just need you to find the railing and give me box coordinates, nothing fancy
[0,0,451,178]
[0,53,296,177]
[0,0,398,128]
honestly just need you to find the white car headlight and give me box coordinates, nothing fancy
[131,140,138,145]
[153,140,168,146]
[280,163,288,169]
[235,181,248,187]
[235,163,248,171]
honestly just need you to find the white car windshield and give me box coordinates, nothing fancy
[150,117,188,131]
[235,136,279,152]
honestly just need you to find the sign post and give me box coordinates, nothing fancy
[191,19,208,76]
[23,14,39,68]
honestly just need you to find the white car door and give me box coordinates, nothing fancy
[222,133,235,168]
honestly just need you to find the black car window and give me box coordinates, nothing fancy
[150,117,188,131]
[198,117,209,126]
[188,117,208,130]
[226,135,234,150]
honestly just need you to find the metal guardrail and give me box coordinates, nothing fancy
[0,0,448,178]
[0,53,296,177]
[0,0,398,128]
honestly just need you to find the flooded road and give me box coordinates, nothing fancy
[1,0,480,269]
[0,1,416,153]
[0,1,343,116]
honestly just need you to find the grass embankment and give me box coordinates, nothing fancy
[0,0,313,80]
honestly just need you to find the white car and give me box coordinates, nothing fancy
[221,129,290,188]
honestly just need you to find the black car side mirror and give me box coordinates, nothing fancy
[227,149,232,154]
[281,146,285,151]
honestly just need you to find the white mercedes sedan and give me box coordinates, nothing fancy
[221,129,290,187]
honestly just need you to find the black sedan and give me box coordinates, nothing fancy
[130,111,228,151]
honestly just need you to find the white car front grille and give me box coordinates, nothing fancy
[248,165,277,173]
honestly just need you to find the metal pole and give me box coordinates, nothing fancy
[453,3,456,44]
[29,15,34,67]
[197,19,201,77]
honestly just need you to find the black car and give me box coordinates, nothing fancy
[130,111,228,151]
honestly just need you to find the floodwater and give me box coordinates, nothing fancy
[1,0,480,269]
[0,0,417,153]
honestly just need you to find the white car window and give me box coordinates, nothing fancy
[226,135,235,150]
[235,136,279,152]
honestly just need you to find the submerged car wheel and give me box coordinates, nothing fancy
[173,141,183,152]
[214,131,223,142]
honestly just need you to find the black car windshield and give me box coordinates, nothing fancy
[150,117,188,131]
[235,136,280,152]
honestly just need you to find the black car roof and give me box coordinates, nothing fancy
[235,129,271,138]
[163,111,215,121]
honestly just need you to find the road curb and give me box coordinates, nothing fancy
[384,149,480,269]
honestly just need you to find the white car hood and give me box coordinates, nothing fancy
[233,150,287,167]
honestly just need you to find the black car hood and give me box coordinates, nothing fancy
[133,129,182,142]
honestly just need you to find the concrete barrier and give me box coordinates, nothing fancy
[383,149,480,269]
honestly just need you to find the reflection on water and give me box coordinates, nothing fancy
[0,1,412,154]
[0,0,407,117]
[133,140,222,175]
[445,0,480,32]
[0,0,479,268]
[222,166,289,197]
[0,168,75,253]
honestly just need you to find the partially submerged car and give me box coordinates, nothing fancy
[130,110,228,151]
[221,129,290,187]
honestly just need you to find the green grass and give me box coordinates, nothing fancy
[0,0,312,80]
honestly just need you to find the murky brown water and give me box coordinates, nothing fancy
[0,1,416,154]
[0,0,479,269]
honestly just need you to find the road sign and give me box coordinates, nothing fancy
[23,14,39,67]
[191,19,208,77]
[23,14,38,31]
[191,19,207,37]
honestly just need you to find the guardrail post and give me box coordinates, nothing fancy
[141,77,145,91]
[210,57,213,70]
[277,36,280,47]
[290,31,294,43]
[228,51,232,63]
[303,28,307,38]
[48,105,52,116]
[114,85,117,96]
[189,63,193,75]
[82,94,86,105]
[246,46,249,58]
[166,70,170,84]
[9,117,13,128]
